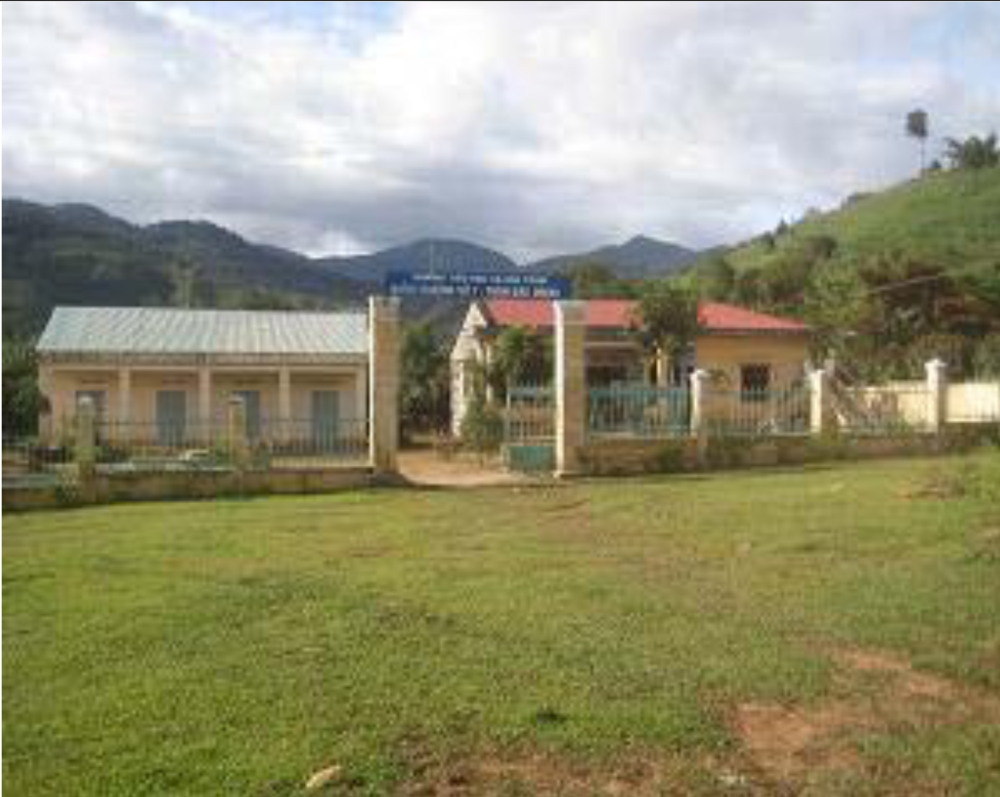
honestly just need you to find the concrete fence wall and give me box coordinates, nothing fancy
[548,300,998,477]
[578,425,996,477]
[948,382,1000,423]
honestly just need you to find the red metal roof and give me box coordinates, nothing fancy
[482,299,808,333]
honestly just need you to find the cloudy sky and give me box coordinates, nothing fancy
[3,1,999,261]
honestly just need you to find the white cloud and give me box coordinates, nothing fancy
[3,1,998,260]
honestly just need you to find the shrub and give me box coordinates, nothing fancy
[459,397,504,454]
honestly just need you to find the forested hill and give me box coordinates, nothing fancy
[1,200,370,336]
[687,167,1000,378]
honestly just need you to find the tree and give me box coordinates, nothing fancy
[458,359,504,454]
[944,133,999,170]
[565,262,636,299]
[493,326,552,392]
[905,110,929,172]
[633,282,702,361]
[3,337,45,437]
[698,255,736,301]
[400,323,450,437]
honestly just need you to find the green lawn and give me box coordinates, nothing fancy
[4,453,1000,796]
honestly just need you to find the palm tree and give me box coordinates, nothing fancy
[905,110,929,172]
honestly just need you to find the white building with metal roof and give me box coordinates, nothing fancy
[37,306,370,447]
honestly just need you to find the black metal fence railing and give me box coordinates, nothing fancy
[2,438,76,488]
[703,385,812,437]
[504,385,555,442]
[13,418,373,476]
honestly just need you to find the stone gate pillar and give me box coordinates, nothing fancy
[75,395,97,481]
[809,367,833,435]
[554,300,587,477]
[925,358,948,434]
[689,368,710,465]
[369,296,401,474]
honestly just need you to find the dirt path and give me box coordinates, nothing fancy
[398,449,536,488]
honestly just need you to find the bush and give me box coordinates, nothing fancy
[460,398,504,454]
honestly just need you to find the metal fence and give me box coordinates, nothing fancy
[2,438,76,488]
[703,385,811,437]
[84,417,370,472]
[588,385,691,438]
[504,385,555,442]
[832,383,930,434]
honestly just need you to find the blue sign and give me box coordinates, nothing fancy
[385,271,571,300]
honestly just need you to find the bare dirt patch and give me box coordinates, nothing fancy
[398,450,532,489]
[734,647,1000,790]
[398,745,737,797]
[735,700,868,782]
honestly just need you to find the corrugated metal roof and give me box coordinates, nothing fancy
[37,307,368,357]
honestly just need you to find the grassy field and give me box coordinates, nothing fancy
[4,453,1000,796]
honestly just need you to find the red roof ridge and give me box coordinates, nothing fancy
[481,298,808,333]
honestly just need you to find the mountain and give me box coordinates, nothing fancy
[0,201,528,337]
[529,234,700,277]
[1,200,369,335]
[316,238,518,282]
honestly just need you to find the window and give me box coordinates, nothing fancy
[740,364,771,402]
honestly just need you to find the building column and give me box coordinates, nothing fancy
[655,349,670,387]
[925,358,948,434]
[354,364,368,431]
[554,300,587,477]
[198,367,213,439]
[278,367,292,441]
[227,394,249,470]
[369,296,401,474]
[117,367,132,442]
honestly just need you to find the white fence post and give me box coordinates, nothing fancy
[690,368,709,463]
[809,367,832,435]
[554,300,587,477]
[75,396,97,481]
[925,358,948,433]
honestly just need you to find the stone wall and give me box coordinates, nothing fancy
[3,466,375,512]
[578,425,997,477]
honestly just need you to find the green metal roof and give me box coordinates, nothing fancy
[38,307,368,358]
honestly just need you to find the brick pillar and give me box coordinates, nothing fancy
[925,358,948,433]
[809,367,833,435]
[369,296,401,474]
[554,300,587,477]
[75,395,97,481]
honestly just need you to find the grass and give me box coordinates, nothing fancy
[726,168,1000,273]
[4,452,1000,795]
